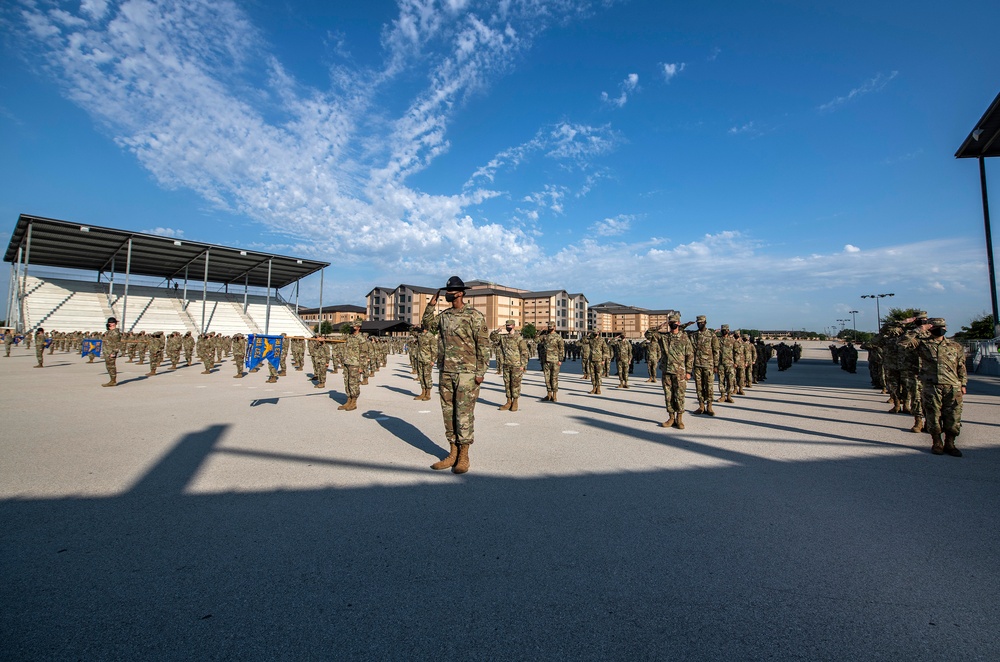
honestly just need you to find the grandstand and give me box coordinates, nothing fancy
[6,215,328,337]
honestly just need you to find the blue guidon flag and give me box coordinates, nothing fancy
[81,338,102,358]
[246,335,283,371]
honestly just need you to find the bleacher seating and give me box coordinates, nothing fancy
[18,276,313,336]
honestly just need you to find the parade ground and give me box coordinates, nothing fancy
[2,341,999,660]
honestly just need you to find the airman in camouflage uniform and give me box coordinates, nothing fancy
[732,332,747,395]
[583,332,607,394]
[491,320,529,411]
[102,318,122,387]
[338,322,364,411]
[3,329,12,357]
[917,318,967,456]
[716,325,737,403]
[650,315,694,429]
[34,328,46,367]
[146,331,165,375]
[182,331,195,366]
[232,333,247,378]
[412,324,436,401]
[312,338,330,388]
[610,333,632,389]
[689,315,719,415]
[291,336,305,371]
[539,321,566,401]
[166,332,182,369]
[580,336,591,379]
[644,330,661,382]
[421,277,490,475]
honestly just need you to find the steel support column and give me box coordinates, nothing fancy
[122,238,133,331]
[265,259,272,335]
[201,250,210,334]
[979,157,1000,337]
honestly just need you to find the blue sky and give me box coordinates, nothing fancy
[2,0,998,334]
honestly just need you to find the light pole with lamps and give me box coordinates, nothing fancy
[861,293,894,331]
[848,310,859,340]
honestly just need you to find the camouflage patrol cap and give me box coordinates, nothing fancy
[506,319,516,326]
[720,324,729,331]
[351,320,362,328]
[668,314,680,323]
[546,320,555,327]
[916,311,928,318]
[927,317,946,328]
[696,315,706,323]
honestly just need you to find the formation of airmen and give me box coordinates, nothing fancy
[5,303,970,462]
[857,312,968,456]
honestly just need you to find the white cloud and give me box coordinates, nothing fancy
[844,244,860,253]
[589,215,632,237]
[661,62,685,82]
[601,72,639,107]
[728,121,760,136]
[818,71,899,112]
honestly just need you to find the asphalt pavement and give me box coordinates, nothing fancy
[2,341,998,660]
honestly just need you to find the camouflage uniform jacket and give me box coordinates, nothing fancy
[493,331,529,368]
[422,304,490,377]
[585,336,608,361]
[149,334,164,354]
[611,339,632,363]
[652,330,694,376]
[718,335,737,367]
[104,328,123,355]
[415,330,437,365]
[539,332,565,363]
[690,329,720,368]
[342,334,364,366]
[917,336,967,387]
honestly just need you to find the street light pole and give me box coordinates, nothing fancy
[848,310,859,340]
[861,293,894,331]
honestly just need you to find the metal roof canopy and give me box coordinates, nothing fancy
[955,90,1000,337]
[4,214,328,289]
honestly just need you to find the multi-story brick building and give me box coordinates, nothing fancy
[298,304,367,328]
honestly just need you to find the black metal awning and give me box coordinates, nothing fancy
[955,90,1000,159]
[4,214,328,289]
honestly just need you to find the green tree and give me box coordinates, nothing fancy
[312,321,334,335]
[521,323,537,339]
[883,307,923,326]
[953,313,995,340]
[338,322,353,335]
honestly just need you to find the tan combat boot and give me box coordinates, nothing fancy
[414,390,425,400]
[499,398,512,411]
[551,391,557,402]
[716,395,726,403]
[337,398,350,410]
[344,397,358,411]
[725,395,734,403]
[422,389,433,401]
[431,444,458,470]
[595,385,601,395]
[706,402,715,416]
[888,397,899,413]
[909,416,923,433]
[694,404,705,415]
[660,414,676,428]
[102,379,117,387]
[674,412,685,430]
[362,375,369,385]
[279,370,287,377]
[266,376,277,383]
[510,398,518,412]
[930,433,944,455]
[452,444,470,474]
[943,434,962,457]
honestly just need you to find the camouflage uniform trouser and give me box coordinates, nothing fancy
[314,356,329,386]
[693,366,714,404]
[615,360,629,386]
[36,346,44,366]
[902,372,922,416]
[718,364,735,397]
[168,350,180,367]
[661,372,687,415]
[416,360,433,392]
[234,356,244,376]
[589,360,603,391]
[543,362,561,392]
[734,364,746,389]
[105,354,117,381]
[150,350,163,371]
[438,372,481,446]
[293,348,305,369]
[921,383,963,436]
[501,365,523,399]
[647,357,658,381]
[603,358,611,378]
[581,353,590,377]
[184,349,193,364]
[885,368,902,403]
[343,365,361,398]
